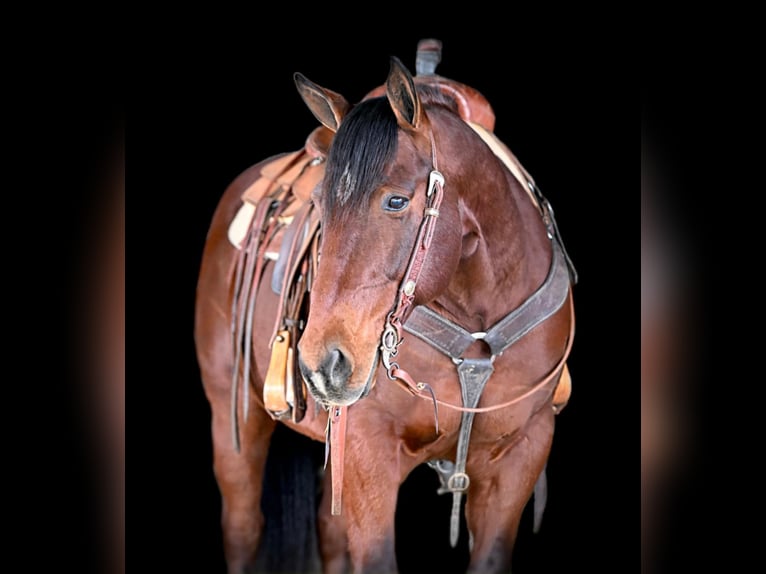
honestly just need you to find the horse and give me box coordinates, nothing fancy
[195,41,575,573]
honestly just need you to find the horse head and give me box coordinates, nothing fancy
[294,58,472,406]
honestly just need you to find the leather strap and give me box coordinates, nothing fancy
[230,197,281,452]
[265,202,319,423]
[271,204,321,346]
[380,132,445,382]
[329,406,347,515]
[243,202,288,423]
[271,203,307,294]
[485,242,570,356]
[404,241,570,360]
[448,358,495,547]
[389,168,444,327]
[390,292,574,414]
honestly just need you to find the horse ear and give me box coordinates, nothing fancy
[294,73,350,133]
[386,56,422,130]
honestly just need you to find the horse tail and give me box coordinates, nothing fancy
[255,423,324,573]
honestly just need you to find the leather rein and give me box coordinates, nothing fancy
[327,129,575,515]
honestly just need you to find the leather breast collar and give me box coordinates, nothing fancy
[403,240,571,362]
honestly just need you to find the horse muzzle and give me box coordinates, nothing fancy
[297,346,378,407]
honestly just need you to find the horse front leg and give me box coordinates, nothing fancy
[318,473,350,574]
[464,406,555,574]
[329,415,416,574]
[208,389,277,574]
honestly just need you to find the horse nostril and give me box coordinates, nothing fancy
[322,347,352,387]
[297,354,313,385]
[297,347,353,395]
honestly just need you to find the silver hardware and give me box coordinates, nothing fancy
[446,471,470,492]
[471,331,487,340]
[427,170,444,197]
[403,280,416,296]
[424,207,440,217]
[380,316,402,379]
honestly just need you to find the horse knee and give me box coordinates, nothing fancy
[318,511,349,574]
[466,536,513,574]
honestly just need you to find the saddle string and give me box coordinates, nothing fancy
[229,216,255,453]
[230,198,271,452]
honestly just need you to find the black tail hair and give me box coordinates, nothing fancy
[255,424,324,573]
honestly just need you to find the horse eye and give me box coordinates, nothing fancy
[384,195,409,212]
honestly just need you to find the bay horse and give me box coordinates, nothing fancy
[195,44,575,573]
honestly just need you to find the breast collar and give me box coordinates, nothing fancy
[403,238,572,363]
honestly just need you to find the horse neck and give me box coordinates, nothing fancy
[431,116,552,332]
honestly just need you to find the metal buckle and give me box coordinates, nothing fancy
[427,170,444,197]
[527,181,556,239]
[446,472,470,493]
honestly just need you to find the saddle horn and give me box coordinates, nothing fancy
[416,38,442,76]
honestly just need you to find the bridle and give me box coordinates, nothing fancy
[380,132,445,394]
[327,126,575,520]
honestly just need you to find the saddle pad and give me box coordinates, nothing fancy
[467,122,539,210]
[227,201,257,249]
[228,150,325,249]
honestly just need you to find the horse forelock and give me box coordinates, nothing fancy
[322,87,461,222]
[322,97,397,218]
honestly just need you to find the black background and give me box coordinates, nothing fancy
[12,15,765,574]
[129,26,636,573]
